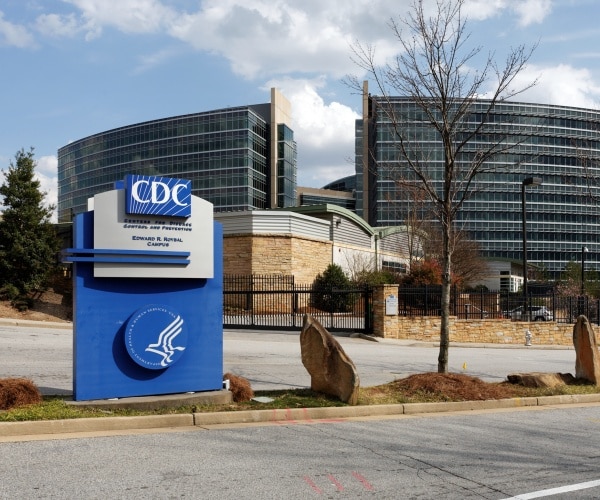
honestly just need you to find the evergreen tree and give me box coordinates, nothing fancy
[311,264,353,312]
[0,149,59,296]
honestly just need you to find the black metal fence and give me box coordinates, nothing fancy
[223,277,599,331]
[398,286,600,324]
[223,275,372,332]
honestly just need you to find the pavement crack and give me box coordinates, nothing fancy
[310,425,506,498]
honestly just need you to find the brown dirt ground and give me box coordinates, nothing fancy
[0,290,72,323]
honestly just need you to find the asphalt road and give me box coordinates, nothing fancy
[0,323,576,395]
[1,405,600,498]
[1,322,599,499]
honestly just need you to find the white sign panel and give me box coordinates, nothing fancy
[93,189,213,278]
[385,294,398,316]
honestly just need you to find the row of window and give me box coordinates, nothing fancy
[58,109,266,161]
[61,137,267,172]
[382,98,600,121]
[60,146,268,183]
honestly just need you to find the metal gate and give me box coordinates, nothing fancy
[223,275,372,333]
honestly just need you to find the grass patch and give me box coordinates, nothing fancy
[1,376,600,423]
[0,397,152,422]
[193,389,347,414]
[0,390,346,422]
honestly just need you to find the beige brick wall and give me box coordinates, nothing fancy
[249,236,294,275]
[223,235,253,275]
[223,234,331,284]
[291,237,332,284]
[373,285,576,346]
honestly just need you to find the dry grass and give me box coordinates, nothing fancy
[2,372,600,421]
[361,372,546,405]
[0,378,43,410]
[224,372,254,402]
[0,289,71,323]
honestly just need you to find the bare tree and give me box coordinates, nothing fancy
[347,0,536,372]
[397,183,429,267]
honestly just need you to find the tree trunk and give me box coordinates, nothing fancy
[438,202,452,373]
[438,270,451,373]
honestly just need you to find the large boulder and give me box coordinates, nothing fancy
[506,372,574,388]
[300,314,360,405]
[573,315,600,385]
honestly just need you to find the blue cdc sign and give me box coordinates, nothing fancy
[63,175,223,401]
[126,174,192,218]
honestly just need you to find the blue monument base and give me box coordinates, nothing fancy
[71,212,223,401]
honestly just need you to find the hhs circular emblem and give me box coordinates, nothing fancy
[124,305,188,369]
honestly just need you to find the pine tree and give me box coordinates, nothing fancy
[0,149,59,296]
[311,264,353,312]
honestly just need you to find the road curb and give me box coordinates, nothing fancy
[0,318,72,329]
[4,394,600,438]
[0,414,194,437]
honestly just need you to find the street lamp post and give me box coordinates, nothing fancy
[581,246,589,295]
[578,245,589,316]
[522,177,542,321]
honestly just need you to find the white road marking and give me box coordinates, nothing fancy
[501,479,600,499]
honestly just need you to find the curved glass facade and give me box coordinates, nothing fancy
[322,175,356,192]
[58,92,296,223]
[357,94,600,278]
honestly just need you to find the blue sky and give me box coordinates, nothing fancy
[2,0,600,220]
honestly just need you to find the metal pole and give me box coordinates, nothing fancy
[581,246,586,295]
[522,182,528,321]
[521,177,542,322]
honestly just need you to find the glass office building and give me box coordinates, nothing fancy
[356,82,600,278]
[296,176,357,211]
[58,88,296,222]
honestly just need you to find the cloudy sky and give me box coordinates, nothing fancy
[2,0,600,219]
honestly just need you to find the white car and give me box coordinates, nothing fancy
[510,306,554,321]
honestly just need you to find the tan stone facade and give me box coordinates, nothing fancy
[373,285,574,346]
[223,233,331,284]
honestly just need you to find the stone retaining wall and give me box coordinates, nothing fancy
[373,285,574,346]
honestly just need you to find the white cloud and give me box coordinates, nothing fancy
[510,64,600,109]
[35,13,81,38]
[464,0,553,26]
[172,0,549,79]
[28,1,554,79]
[148,1,403,79]
[0,11,36,48]
[511,0,553,27]
[462,0,505,20]
[62,0,178,38]
[35,155,58,222]
[266,78,359,186]
[132,47,181,74]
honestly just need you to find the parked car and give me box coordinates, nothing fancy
[508,305,554,321]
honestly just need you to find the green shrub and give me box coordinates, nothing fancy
[0,284,20,301]
[11,296,33,312]
[352,269,400,287]
[311,264,353,312]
